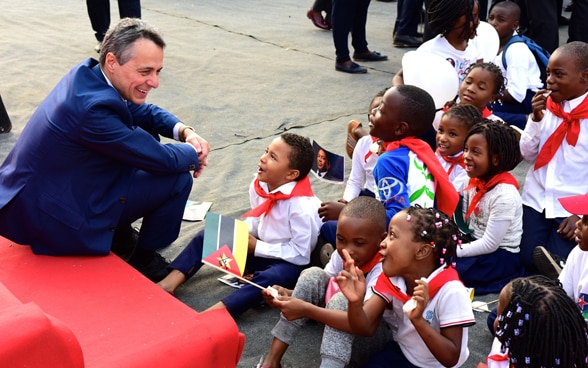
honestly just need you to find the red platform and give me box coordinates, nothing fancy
[0,237,244,367]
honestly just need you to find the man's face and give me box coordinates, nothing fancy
[316,149,330,172]
[106,38,163,104]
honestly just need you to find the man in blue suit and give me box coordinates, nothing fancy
[0,18,210,282]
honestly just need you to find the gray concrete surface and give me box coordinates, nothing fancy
[0,0,571,366]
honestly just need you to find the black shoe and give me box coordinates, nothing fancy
[564,2,573,11]
[129,252,170,282]
[353,51,388,62]
[559,16,570,26]
[111,227,139,262]
[533,246,564,280]
[393,34,422,48]
[335,61,367,74]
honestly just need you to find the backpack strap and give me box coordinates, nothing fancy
[501,34,525,70]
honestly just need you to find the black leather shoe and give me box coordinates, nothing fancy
[393,34,422,48]
[129,252,170,282]
[352,51,388,62]
[335,61,367,74]
[111,226,139,261]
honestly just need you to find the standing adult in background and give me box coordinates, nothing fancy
[0,18,210,282]
[491,0,559,53]
[568,0,588,42]
[332,0,388,73]
[393,0,424,48]
[87,0,141,52]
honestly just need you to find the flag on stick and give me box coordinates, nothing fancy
[202,213,249,277]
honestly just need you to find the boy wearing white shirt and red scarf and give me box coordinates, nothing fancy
[519,41,588,273]
[158,133,322,318]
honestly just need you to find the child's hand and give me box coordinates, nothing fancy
[270,297,309,321]
[247,234,257,253]
[407,278,429,321]
[318,201,346,222]
[558,215,581,241]
[261,285,290,306]
[336,249,366,304]
[530,89,551,122]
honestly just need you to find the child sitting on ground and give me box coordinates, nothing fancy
[436,104,483,192]
[479,275,588,368]
[487,1,544,130]
[337,206,475,367]
[259,196,389,368]
[321,85,459,248]
[556,192,588,322]
[518,41,588,274]
[157,133,323,318]
[456,120,523,294]
[324,89,386,220]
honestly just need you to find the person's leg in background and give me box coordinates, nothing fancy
[117,0,141,19]
[568,0,588,42]
[86,0,111,44]
[517,0,559,53]
[332,0,367,72]
[393,0,424,47]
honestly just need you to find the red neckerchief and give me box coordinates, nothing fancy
[241,176,314,218]
[436,149,465,176]
[482,107,492,118]
[364,136,378,163]
[374,267,461,303]
[534,95,588,170]
[384,138,459,217]
[463,172,520,219]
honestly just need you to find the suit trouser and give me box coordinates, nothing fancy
[86,0,141,42]
[332,0,371,63]
[118,169,192,255]
[568,0,588,42]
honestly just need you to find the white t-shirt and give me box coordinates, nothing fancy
[375,266,475,367]
[418,35,482,85]
[559,245,588,322]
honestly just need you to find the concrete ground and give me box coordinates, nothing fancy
[0,0,571,366]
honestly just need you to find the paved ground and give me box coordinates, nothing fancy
[0,0,571,367]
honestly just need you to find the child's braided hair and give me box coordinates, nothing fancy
[405,205,460,268]
[496,275,588,368]
[428,0,477,40]
[465,119,521,175]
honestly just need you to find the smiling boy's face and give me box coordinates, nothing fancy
[546,49,588,103]
[368,88,406,143]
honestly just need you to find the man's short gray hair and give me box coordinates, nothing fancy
[99,18,165,66]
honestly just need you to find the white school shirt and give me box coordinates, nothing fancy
[520,92,588,218]
[245,178,323,266]
[493,32,543,103]
[377,266,475,367]
[436,151,468,193]
[559,245,588,322]
[323,251,382,302]
[343,135,378,202]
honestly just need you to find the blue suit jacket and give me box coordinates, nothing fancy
[0,58,199,255]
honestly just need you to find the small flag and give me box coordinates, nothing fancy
[202,213,249,276]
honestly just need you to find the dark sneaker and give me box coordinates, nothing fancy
[320,242,335,268]
[533,246,564,280]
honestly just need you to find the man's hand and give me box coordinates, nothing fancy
[184,132,210,178]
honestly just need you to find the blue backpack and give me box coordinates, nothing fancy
[501,34,551,87]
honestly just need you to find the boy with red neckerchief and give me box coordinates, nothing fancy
[370,85,459,225]
[519,41,588,274]
[158,133,323,318]
[259,196,390,368]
